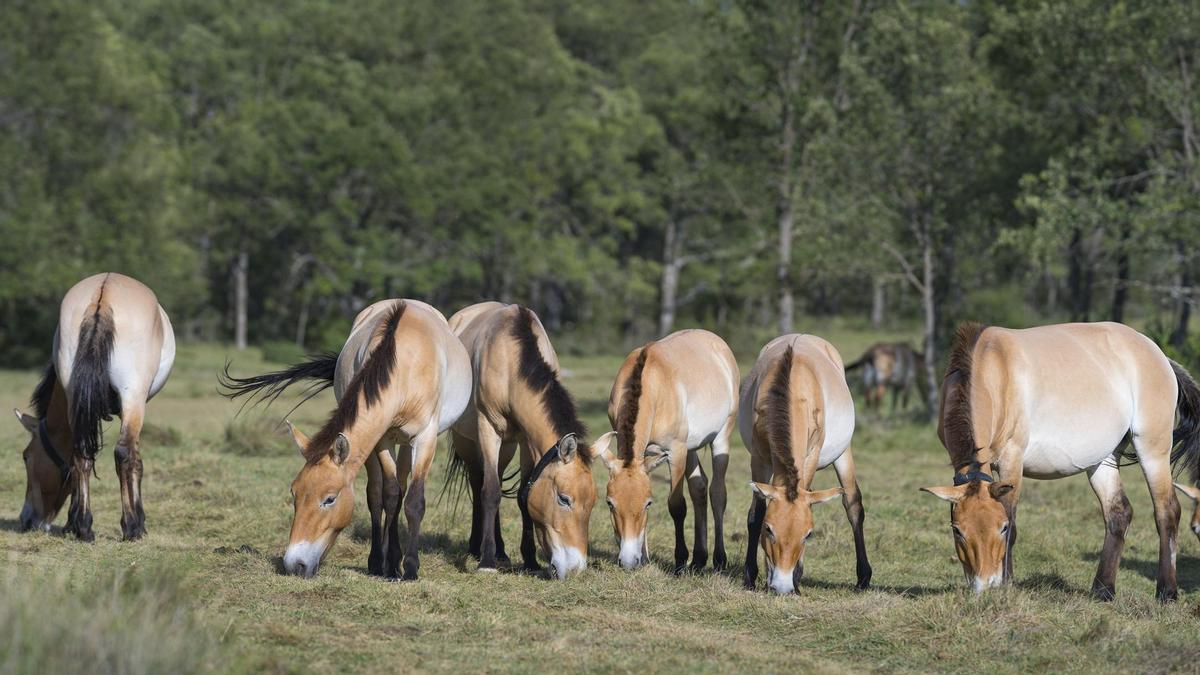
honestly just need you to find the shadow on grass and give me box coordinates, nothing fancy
[1081,551,1200,593]
[0,518,26,533]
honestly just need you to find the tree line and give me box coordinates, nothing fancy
[1,0,1197,398]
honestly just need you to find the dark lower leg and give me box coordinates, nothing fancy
[115,442,146,540]
[402,479,425,580]
[384,484,403,580]
[519,506,539,571]
[67,457,94,542]
[687,474,709,571]
[1154,495,1181,603]
[844,487,872,589]
[669,486,688,574]
[710,454,729,570]
[1091,493,1130,601]
[479,467,501,569]
[467,468,483,558]
[367,472,383,576]
[744,497,765,589]
[494,512,509,563]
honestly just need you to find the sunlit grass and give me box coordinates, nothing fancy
[1,331,1198,673]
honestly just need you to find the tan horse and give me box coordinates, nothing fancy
[15,273,175,540]
[740,335,872,594]
[222,300,471,579]
[595,329,738,572]
[844,342,925,414]
[921,322,1200,601]
[446,302,601,578]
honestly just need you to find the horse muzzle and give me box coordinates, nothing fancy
[548,545,587,580]
[283,540,325,578]
[617,535,647,570]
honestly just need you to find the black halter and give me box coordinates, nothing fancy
[953,469,993,486]
[516,439,567,519]
[38,417,72,483]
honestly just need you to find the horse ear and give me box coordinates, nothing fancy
[749,482,781,502]
[988,482,1015,500]
[557,434,578,464]
[285,420,309,457]
[333,433,351,465]
[13,409,37,434]
[642,447,670,474]
[588,431,617,471]
[920,485,969,503]
[802,487,844,506]
[1174,482,1200,503]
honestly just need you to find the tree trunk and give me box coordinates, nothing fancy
[777,101,797,335]
[1110,222,1131,323]
[1171,242,1193,348]
[658,219,683,337]
[234,246,249,351]
[295,285,311,348]
[921,229,938,421]
[1067,228,1093,322]
[871,275,886,328]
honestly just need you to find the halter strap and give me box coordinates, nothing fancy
[38,417,71,482]
[517,438,569,519]
[953,469,993,486]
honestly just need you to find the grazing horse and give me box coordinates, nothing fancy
[594,329,738,572]
[221,300,471,579]
[921,322,1200,601]
[446,302,602,579]
[15,273,175,540]
[740,335,872,594]
[844,342,924,414]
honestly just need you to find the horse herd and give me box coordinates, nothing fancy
[13,273,1200,601]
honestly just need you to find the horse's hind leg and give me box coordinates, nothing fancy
[686,450,709,571]
[710,427,732,570]
[115,405,146,540]
[1135,429,1181,602]
[834,447,872,589]
[65,454,95,542]
[1086,461,1131,601]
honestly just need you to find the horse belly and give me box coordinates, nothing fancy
[1022,412,1131,478]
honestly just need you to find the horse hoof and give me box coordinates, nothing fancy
[476,566,499,574]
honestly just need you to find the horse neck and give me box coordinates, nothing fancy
[337,405,401,476]
[511,385,576,459]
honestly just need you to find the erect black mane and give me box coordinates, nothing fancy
[765,345,801,501]
[616,347,649,467]
[510,307,589,461]
[31,361,57,419]
[305,302,406,463]
[942,322,988,471]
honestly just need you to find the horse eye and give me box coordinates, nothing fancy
[557,492,572,508]
[951,525,965,540]
[764,524,776,540]
[805,529,814,541]
[606,497,616,511]
[321,494,337,508]
[644,499,653,510]
[999,522,1010,536]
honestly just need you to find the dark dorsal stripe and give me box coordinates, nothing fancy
[510,307,588,458]
[305,302,407,463]
[766,345,801,501]
[943,322,988,471]
[616,347,649,467]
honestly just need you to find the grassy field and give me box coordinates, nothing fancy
[2,322,1199,673]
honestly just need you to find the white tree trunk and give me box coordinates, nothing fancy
[234,247,248,351]
[658,220,682,337]
[871,276,886,328]
[920,232,937,420]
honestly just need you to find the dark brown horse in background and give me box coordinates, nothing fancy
[844,342,925,415]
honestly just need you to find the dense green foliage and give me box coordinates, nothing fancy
[1,0,1196,365]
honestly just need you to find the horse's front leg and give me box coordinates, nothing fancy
[834,448,872,590]
[401,429,438,581]
[365,450,384,576]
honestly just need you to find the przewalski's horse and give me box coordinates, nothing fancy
[221,300,471,579]
[595,329,738,572]
[844,342,925,414]
[446,302,602,579]
[921,322,1200,601]
[15,273,175,540]
[740,335,872,594]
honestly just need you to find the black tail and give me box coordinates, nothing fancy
[439,436,521,515]
[71,305,118,460]
[1171,360,1200,484]
[218,352,338,415]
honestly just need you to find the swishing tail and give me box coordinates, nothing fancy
[843,352,870,374]
[1170,360,1200,484]
[218,352,338,415]
[71,305,118,460]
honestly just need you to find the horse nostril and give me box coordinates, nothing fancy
[294,560,307,577]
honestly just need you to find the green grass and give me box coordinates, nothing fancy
[2,333,1199,673]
